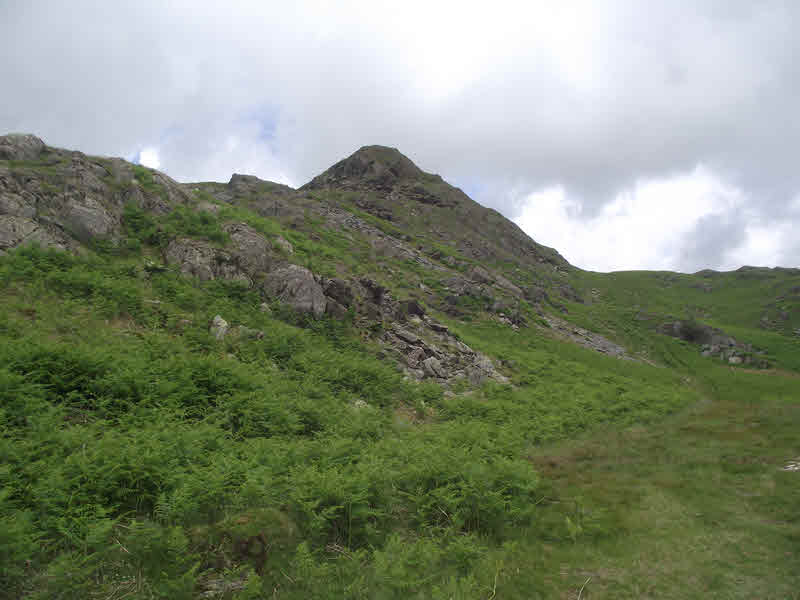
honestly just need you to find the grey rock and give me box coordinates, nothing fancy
[360,278,387,304]
[223,222,275,276]
[259,302,271,313]
[525,286,549,304]
[196,201,220,214]
[0,134,45,161]
[406,347,425,368]
[263,264,327,317]
[0,192,36,218]
[469,265,493,284]
[323,278,354,307]
[428,321,449,333]
[62,196,115,241]
[0,215,68,253]
[494,273,523,297]
[165,238,250,284]
[393,326,420,344]
[422,356,446,379]
[559,284,584,304]
[210,315,229,340]
[491,299,509,313]
[325,298,349,319]
[455,340,474,354]
[274,235,294,254]
[401,299,425,317]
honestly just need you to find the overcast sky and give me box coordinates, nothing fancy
[2,0,798,272]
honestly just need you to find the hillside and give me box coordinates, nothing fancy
[1,133,798,599]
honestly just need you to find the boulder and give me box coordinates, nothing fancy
[274,235,293,254]
[324,278,354,307]
[559,284,584,304]
[422,357,447,379]
[393,326,420,344]
[223,222,274,275]
[263,264,327,317]
[406,347,426,368]
[62,196,115,241]
[401,299,425,317]
[210,315,229,340]
[428,321,449,333]
[360,278,386,304]
[325,298,349,319]
[469,265,493,284]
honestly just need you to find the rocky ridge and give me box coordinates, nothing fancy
[13,133,767,382]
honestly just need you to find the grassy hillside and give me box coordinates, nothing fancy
[1,136,799,598]
[2,244,798,598]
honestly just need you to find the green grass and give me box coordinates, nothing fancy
[2,166,800,598]
[0,245,741,599]
[508,368,800,598]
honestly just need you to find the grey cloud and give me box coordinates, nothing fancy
[676,212,748,273]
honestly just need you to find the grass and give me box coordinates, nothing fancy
[0,244,733,599]
[2,154,800,597]
[508,367,800,598]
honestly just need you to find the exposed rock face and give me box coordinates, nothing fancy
[382,319,510,384]
[62,196,115,241]
[0,134,196,255]
[166,238,251,284]
[0,215,70,253]
[222,222,274,276]
[302,145,570,272]
[544,315,632,359]
[0,134,45,160]
[304,145,424,192]
[166,223,276,286]
[0,192,36,219]
[263,264,327,317]
[662,319,765,365]
[468,265,522,297]
[324,278,354,307]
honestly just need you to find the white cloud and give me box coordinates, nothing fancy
[137,148,160,169]
[514,166,749,272]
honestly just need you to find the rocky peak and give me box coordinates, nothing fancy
[303,145,426,192]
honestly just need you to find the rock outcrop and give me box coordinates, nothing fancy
[660,319,766,365]
[263,264,327,318]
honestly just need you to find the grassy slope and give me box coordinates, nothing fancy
[0,244,707,599]
[566,268,800,372]
[0,168,798,597]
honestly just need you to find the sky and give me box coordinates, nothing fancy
[2,0,798,273]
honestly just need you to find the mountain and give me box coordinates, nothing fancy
[1,133,798,599]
